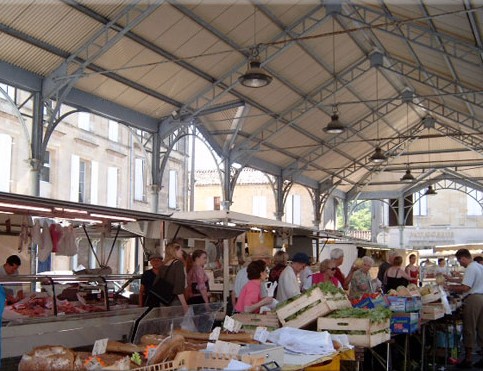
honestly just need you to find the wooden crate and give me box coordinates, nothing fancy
[276,287,332,328]
[421,288,441,304]
[132,351,265,371]
[421,303,445,320]
[317,317,390,348]
[232,312,280,331]
[324,293,352,311]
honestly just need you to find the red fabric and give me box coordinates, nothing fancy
[49,224,63,253]
[333,267,346,287]
[312,273,340,287]
[409,269,418,285]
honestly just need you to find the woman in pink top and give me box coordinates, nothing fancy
[235,260,274,313]
[312,259,342,288]
[186,249,210,306]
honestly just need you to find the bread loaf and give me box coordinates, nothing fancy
[18,345,82,371]
[147,334,185,365]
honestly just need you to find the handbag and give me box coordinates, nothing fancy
[148,260,178,306]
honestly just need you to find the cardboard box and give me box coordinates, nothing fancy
[387,296,422,312]
[238,344,285,367]
[276,287,333,328]
[353,296,389,309]
[317,317,391,348]
[390,312,420,334]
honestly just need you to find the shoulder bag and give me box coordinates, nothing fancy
[148,260,178,306]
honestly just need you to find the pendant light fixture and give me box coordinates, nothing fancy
[425,126,437,195]
[370,69,387,163]
[425,185,437,195]
[401,103,415,181]
[239,7,272,88]
[324,18,345,134]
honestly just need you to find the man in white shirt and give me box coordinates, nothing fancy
[276,252,310,303]
[446,249,483,369]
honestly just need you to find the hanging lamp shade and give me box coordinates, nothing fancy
[425,185,437,195]
[324,113,345,134]
[401,168,415,181]
[370,147,387,163]
[239,60,272,88]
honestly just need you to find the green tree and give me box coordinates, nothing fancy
[336,201,371,231]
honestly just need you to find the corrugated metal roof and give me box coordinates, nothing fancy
[0,0,480,200]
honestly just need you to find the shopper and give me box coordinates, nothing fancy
[446,249,483,369]
[186,249,210,306]
[234,260,273,313]
[330,248,356,290]
[405,253,419,285]
[384,256,412,292]
[0,255,24,304]
[268,250,289,297]
[311,259,341,288]
[276,252,310,302]
[435,258,450,276]
[139,253,163,307]
[299,256,314,292]
[349,256,376,299]
[377,250,397,292]
[151,242,188,313]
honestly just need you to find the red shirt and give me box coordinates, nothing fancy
[333,267,346,287]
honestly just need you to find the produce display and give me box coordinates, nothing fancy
[328,307,392,324]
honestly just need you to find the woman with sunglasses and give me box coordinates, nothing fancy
[348,256,376,299]
[311,259,342,288]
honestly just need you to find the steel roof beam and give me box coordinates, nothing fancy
[463,0,483,64]
[43,1,163,116]
[381,53,483,110]
[342,3,483,68]
[417,0,476,117]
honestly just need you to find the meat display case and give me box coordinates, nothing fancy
[0,273,141,358]
[1,300,222,359]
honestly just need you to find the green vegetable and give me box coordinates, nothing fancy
[327,307,392,323]
[131,352,142,366]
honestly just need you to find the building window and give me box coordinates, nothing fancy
[78,112,90,131]
[467,190,483,216]
[168,170,177,209]
[107,167,119,207]
[0,134,12,192]
[0,83,15,101]
[134,158,146,202]
[40,151,50,183]
[214,196,221,210]
[285,194,301,224]
[78,160,88,203]
[108,120,119,142]
[413,190,428,216]
[252,195,267,218]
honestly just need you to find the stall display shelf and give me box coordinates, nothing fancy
[317,317,390,348]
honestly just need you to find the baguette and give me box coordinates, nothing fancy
[147,334,185,365]
[174,328,255,343]
[140,333,167,345]
[106,340,144,354]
